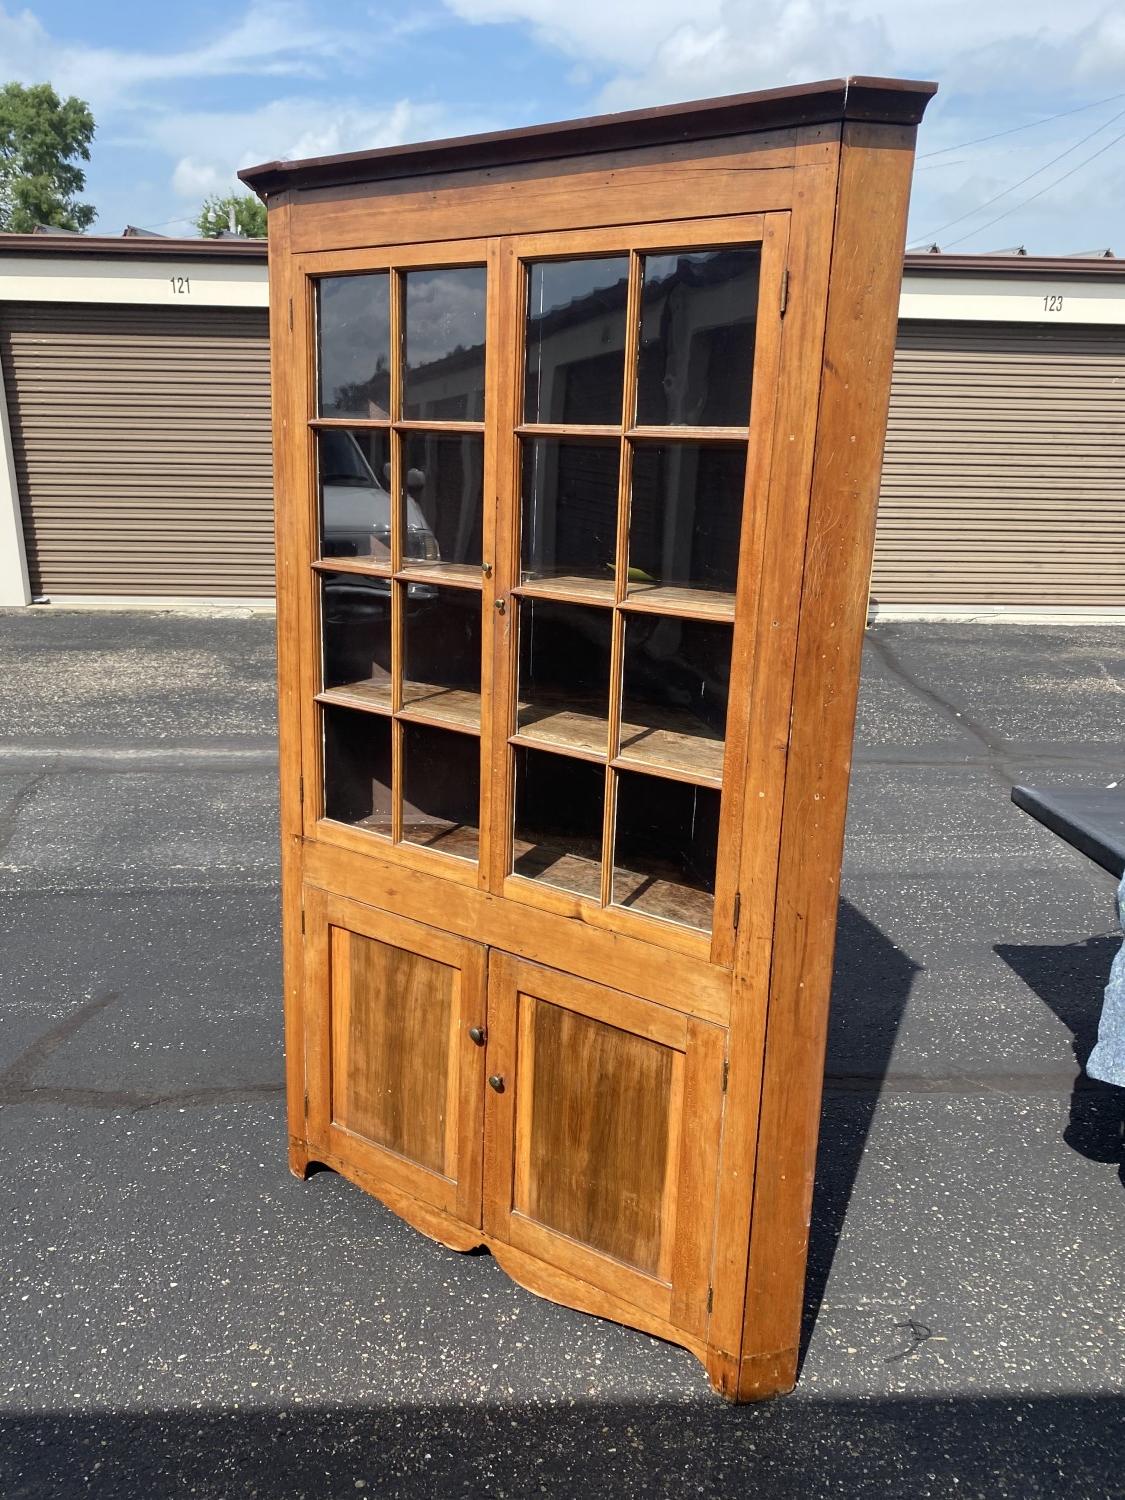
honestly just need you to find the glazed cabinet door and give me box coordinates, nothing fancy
[483,953,726,1339]
[302,887,487,1226]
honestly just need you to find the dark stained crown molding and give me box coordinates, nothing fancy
[239,76,938,199]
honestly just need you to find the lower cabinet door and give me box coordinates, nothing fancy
[302,886,487,1227]
[483,953,727,1339]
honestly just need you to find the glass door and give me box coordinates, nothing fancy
[307,252,492,872]
[499,217,781,949]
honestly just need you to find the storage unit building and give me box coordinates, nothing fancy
[0,236,270,604]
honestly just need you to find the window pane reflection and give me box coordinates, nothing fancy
[317,274,391,419]
[524,257,629,424]
[402,432,483,570]
[403,268,487,421]
[636,250,760,427]
[520,439,619,589]
[628,443,746,597]
[319,429,392,561]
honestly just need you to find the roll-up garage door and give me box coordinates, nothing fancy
[0,301,273,597]
[871,320,1125,607]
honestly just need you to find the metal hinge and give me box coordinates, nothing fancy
[300,907,306,935]
[779,267,789,317]
[298,774,304,807]
[721,1058,729,1093]
[288,296,294,332]
[706,1285,714,1314]
[732,891,741,931]
[303,1088,309,1118]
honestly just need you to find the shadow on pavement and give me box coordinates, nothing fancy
[2,1393,1122,1498]
[801,901,922,1363]
[997,936,1125,1177]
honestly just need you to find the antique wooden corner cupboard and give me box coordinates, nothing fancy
[240,74,935,1402]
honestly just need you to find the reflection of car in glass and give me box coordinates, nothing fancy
[320,429,439,562]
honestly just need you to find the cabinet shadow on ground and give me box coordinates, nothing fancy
[996,935,1125,1175]
[799,900,922,1367]
[2,1393,1122,1497]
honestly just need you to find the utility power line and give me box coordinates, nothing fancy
[909,103,1125,246]
[917,89,1125,160]
[942,125,1125,249]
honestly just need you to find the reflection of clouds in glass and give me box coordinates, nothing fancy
[318,274,390,415]
[528,257,628,320]
[405,268,487,370]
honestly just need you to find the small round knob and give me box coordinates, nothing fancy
[468,1025,486,1047]
[488,1074,505,1093]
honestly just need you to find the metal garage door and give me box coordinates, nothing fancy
[871,320,1125,607]
[0,301,273,598]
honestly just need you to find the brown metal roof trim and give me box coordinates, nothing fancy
[904,253,1125,279]
[0,234,266,261]
[239,76,937,197]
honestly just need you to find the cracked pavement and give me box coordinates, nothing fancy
[0,608,1124,1498]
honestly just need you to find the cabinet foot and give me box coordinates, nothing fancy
[288,1140,313,1180]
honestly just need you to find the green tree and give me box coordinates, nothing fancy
[195,192,266,239]
[0,81,96,233]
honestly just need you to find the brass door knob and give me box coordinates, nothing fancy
[488,1074,505,1093]
[468,1026,486,1046]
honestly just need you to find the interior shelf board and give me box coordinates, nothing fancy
[397,562,484,589]
[616,710,726,785]
[401,818,480,861]
[313,556,392,578]
[514,697,609,759]
[317,679,393,715]
[611,865,715,931]
[625,424,749,442]
[511,837,603,900]
[515,575,616,606]
[620,584,736,621]
[399,681,482,733]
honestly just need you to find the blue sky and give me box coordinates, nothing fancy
[3,0,1125,251]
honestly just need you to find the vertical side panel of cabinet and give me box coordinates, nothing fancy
[483,953,725,1343]
[302,887,487,1230]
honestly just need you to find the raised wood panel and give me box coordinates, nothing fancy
[521,999,676,1276]
[331,927,456,1175]
[484,954,725,1337]
[303,887,487,1225]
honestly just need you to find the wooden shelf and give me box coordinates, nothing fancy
[400,682,481,733]
[398,562,483,589]
[515,575,615,607]
[313,556,392,579]
[616,706,725,785]
[612,862,714,931]
[512,835,602,899]
[318,678,393,715]
[621,584,736,621]
[401,818,479,860]
[514,695,608,759]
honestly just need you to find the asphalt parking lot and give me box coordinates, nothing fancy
[1,607,1123,1498]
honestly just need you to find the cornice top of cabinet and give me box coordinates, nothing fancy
[239,75,937,198]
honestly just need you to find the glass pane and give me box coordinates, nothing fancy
[628,442,746,604]
[317,273,391,419]
[513,746,604,899]
[403,268,487,421]
[612,773,719,931]
[321,572,392,712]
[319,429,392,561]
[520,438,619,597]
[524,257,629,424]
[323,704,392,837]
[402,432,483,574]
[403,584,481,732]
[402,722,480,861]
[517,598,610,757]
[636,249,760,427]
[619,616,730,782]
